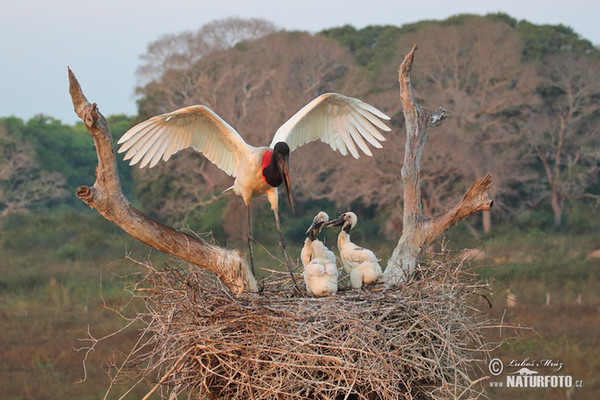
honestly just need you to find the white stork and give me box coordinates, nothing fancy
[116,94,390,286]
[324,212,382,289]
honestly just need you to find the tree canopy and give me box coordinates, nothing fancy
[2,13,598,236]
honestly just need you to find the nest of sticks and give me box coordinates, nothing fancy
[107,254,494,400]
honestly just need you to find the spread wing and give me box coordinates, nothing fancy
[117,105,248,176]
[270,93,391,158]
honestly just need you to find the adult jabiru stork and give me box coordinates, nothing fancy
[117,93,390,288]
[324,212,382,289]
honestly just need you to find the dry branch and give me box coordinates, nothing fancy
[71,46,501,399]
[67,68,256,294]
[384,45,493,285]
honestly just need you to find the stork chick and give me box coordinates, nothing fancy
[325,212,382,289]
[303,240,338,297]
[301,212,338,297]
[301,211,330,267]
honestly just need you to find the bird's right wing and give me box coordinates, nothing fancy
[117,105,248,176]
[270,93,391,159]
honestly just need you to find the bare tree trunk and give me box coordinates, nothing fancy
[68,68,257,294]
[383,45,494,285]
[482,210,492,233]
[551,189,563,227]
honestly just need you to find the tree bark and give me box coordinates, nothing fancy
[68,68,257,295]
[482,210,492,233]
[383,45,494,285]
[551,189,563,227]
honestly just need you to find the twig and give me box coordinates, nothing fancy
[88,253,509,399]
[142,346,194,400]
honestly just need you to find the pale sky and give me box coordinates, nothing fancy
[1,0,599,125]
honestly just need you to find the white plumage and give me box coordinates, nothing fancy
[301,211,329,267]
[118,93,389,172]
[325,212,382,289]
[303,240,338,297]
[117,94,389,219]
[270,93,390,158]
[117,94,389,280]
[301,211,338,297]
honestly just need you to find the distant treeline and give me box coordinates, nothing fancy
[2,15,599,400]
[2,13,599,241]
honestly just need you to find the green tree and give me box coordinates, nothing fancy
[0,118,67,217]
[319,24,403,81]
[21,116,95,201]
[515,21,598,61]
[15,115,137,206]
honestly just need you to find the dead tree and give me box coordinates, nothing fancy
[71,49,498,400]
[383,45,494,284]
[68,68,257,294]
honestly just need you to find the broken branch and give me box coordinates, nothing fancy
[68,68,257,294]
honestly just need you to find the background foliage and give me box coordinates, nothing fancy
[1,13,599,399]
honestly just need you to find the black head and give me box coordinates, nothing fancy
[272,142,294,213]
[273,141,290,156]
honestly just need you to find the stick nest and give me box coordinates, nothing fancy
[112,256,493,400]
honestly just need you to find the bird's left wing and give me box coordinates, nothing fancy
[117,105,248,176]
[270,93,391,158]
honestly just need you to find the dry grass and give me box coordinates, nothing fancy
[96,255,496,400]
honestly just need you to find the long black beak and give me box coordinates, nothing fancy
[277,156,295,214]
[323,214,345,228]
[305,220,324,235]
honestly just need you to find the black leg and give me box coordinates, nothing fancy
[274,210,302,295]
[246,204,255,277]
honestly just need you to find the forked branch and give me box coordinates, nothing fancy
[384,45,493,284]
[68,68,257,294]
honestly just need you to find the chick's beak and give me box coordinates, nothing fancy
[277,156,294,214]
[305,220,322,235]
[323,214,345,228]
